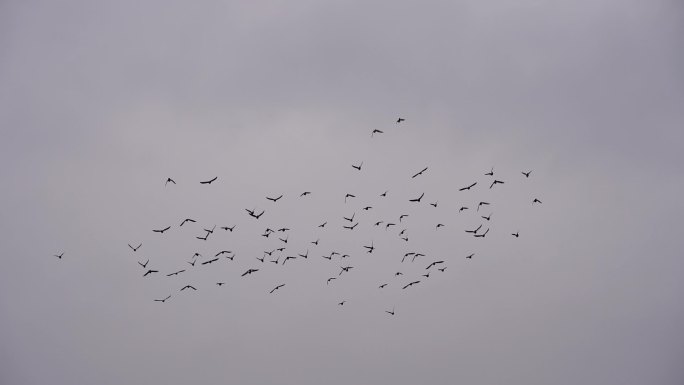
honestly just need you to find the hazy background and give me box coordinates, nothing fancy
[1,1,683,384]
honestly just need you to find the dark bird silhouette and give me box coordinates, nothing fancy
[485,167,494,176]
[400,236,409,242]
[412,253,425,262]
[165,178,176,186]
[180,285,196,291]
[363,241,375,253]
[522,170,532,178]
[343,222,358,230]
[283,256,296,265]
[465,224,482,234]
[351,162,363,171]
[374,221,383,227]
[54,252,64,259]
[402,252,415,263]
[430,201,438,207]
[481,213,492,221]
[264,250,274,256]
[187,260,196,267]
[339,266,354,275]
[251,210,265,219]
[386,307,395,315]
[399,214,408,222]
[166,270,185,276]
[327,277,336,284]
[201,258,219,265]
[395,272,404,276]
[216,250,232,257]
[489,180,504,189]
[402,281,420,289]
[338,300,346,306]
[399,229,407,236]
[473,228,489,238]
[436,223,445,229]
[459,182,477,191]
[396,118,405,123]
[409,192,424,202]
[466,253,474,259]
[511,232,519,238]
[300,191,311,197]
[200,176,217,184]
[154,295,171,303]
[322,255,332,260]
[362,206,372,211]
[422,272,431,278]
[385,222,396,230]
[319,221,327,228]
[269,284,285,294]
[138,259,149,269]
[371,129,384,137]
[196,234,209,241]
[343,212,355,222]
[143,269,158,277]
[426,261,445,270]
[533,198,542,204]
[270,258,280,264]
[379,283,387,289]
[204,225,216,234]
[278,228,290,232]
[266,194,283,202]
[256,256,265,263]
[344,193,355,203]
[241,268,259,277]
[276,247,286,252]
[153,226,171,234]
[221,225,236,232]
[216,282,226,286]
[459,206,468,212]
[380,190,388,197]
[179,218,196,226]
[311,239,319,245]
[477,202,490,211]
[298,250,309,259]
[278,236,288,244]
[438,267,447,272]
[128,243,142,252]
[412,167,428,178]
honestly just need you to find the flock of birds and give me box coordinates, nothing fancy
[53,118,543,316]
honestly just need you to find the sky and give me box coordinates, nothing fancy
[1,1,683,384]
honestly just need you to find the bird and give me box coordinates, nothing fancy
[409,192,424,202]
[154,295,171,303]
[283,256,296,265]
[203,225,216,234]
[485,167,494,176]
[402,281,420,289]
[166,270,185,277]
[412,253,425,262]
[395,272,404,276]
[216,250,232,257]
[385,222,396,230]
[399,214,409,222]
[221,225,236,232]
[300,191,311,197]
[278,228,290,232]
[216,282,226,286]
[459,182,477,191]
[512,232,519,238]
[343,212,355,222]
[251,210,265,219]
[399,229,407,236]
[430,201,438,207]
[465,224,482,234]
[402,252,415,263]
[412,167,428,178]
[153,226,171,233]
[422,272,431,278]
[438,267,447,272]
[180,285,196,291]
[473,228,489,238]
[128,243,142,252]
[396,118,405,123]
[278,236,288,243]
[165,178,176,186]
[466,253,474,259]
[196,234,209,241]
[343,223,358,230]
[426,261,445,270]
[200,176,218,184]
[338,300,347,306]
[374,221,383,227]
[143,269,158,277]
[179,218,196,227]
[322,255,332,261]
[400,236,409,242]
[489,180,504,189]
[385,307,395,315]
[327,277,337,284]
[270,284,285,293]
[363,241,375,253]
[298,250,309,259]
[481,213,492,221]
[522,170,532,178]
[319,222,327,228]
[477,202,490,211]
[311,239,319,245]
[53,252,64,259]
[276,247,286,252]
[256,256,265,263]
[270,258,280,264]
[187,260,197,267]
[379,283,387,289]
[344,193,355,203]
[266,194,283,202]
[459,206,468,212]
[351,162,363,171]
[241,268,259,277]
[533,198,542,204]
[201,258,219,265]
[371,129,384,137]
[339,266,354,275]
[380,190,388,197]
[436,223,444,229]
[138,259,149,269]
[362,206,372,211]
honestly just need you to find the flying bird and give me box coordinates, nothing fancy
[436,223,444,229]
[138,259,149,269]
[371,129,383,137]
[465,224,482,234]
[409,192,424,202]
[343,212,355,222]
[399,214,409,222]
[351,162,363,171]
[473,228,489,238]
[327,277,336,284]
[396,118,405,123]
[298,250,309,259]
[266,194,283,202]
[53,252,64,259]
[522,170,532,178]
[338,300,347,306]
[385,307,395,315]
[512,232,519,238]
[165,178,176,186]
[477,202,490,211]
[426,261,445,270]
[344,193,355,203]
[380,190,388,197]
[481,214,492,221]
[300,191,311,197]
[154,295,171,303]
[412,167,428,178]
[200,176,218,184]
[201,258,219,265]
[430,201,438,207]
[241,268,259,277]
[402,281,420,289]
[466,253,474,259]
[166,270,185,276]
[489,180,504,189]
[269,284,285,294]
[216,282,226,286]
[378,283,387,289]
[153,226,171,234]
[128,243,142,252]
[221,225,236,232]
[459,182,477,191]
[533,198,542,204]
[485,167,494,176]
[143,269,158,277]
[179,218,196,226]
[343,222,358,230]
[319,222,327,228]
[363,241,375,253]
[180,285,196,291]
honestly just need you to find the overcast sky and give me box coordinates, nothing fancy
[1,1,683,384]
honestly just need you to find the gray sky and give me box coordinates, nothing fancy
[1,1,683,384]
